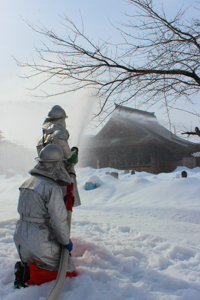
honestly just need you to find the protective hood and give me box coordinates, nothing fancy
[42,119,69,139]
[29,161,71,186]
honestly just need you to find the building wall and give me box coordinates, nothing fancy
[80,144,200,174]
[151,158,178,174]
[0,141,36,175]
[182,157,198,169]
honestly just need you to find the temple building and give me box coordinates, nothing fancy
[80,105,200,174]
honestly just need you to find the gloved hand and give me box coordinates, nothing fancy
[63,194,75,209]
[67,147,79,163]
[65,239,73,252]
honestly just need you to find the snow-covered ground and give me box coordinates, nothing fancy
[1,166,200,300]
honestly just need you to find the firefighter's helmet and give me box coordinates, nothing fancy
[37,144,65,162]
[47,105,68,119]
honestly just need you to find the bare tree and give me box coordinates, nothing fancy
[17,0,200,119]
[182,126,200,137]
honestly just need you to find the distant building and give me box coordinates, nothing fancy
[80,105,200,174]
[0,140,35,176]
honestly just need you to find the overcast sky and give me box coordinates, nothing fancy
[1,0,200,150]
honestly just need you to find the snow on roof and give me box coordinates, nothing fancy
[93,105,199,149]
[114,104,156,118]
[192,152,200,157]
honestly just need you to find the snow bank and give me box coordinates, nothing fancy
[1,167,200,299]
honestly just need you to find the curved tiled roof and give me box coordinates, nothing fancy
[92,105,200,151]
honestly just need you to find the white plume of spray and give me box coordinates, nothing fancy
[67,92,97,149]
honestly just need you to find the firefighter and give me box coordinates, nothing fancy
[13,144,76,288]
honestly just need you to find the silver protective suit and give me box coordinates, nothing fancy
[14,162,75,272]
[37,118,81,207]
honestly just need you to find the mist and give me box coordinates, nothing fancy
[0,89,98,148]
[67,93,98,149]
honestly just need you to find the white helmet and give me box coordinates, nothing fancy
[47,105,68,119]
[37,144,65,162]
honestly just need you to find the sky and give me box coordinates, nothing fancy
[1,166,200,299]
[1,0,200,150]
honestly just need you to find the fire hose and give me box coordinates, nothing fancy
[45,176,74,300]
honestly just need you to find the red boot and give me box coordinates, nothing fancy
[28,263,77,286]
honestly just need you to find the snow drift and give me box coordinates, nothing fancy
[1,166,200,299]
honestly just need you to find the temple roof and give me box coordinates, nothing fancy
[92,105,200,151]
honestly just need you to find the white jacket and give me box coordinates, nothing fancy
[37,118,81,207]
[14,164,75,272]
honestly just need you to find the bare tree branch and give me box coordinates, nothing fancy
[16,0,200,119]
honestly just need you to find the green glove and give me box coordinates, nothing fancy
[67,147,79,163]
